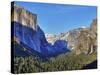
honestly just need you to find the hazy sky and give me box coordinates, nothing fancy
[14,1,97,34]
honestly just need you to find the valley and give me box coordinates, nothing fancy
[11,4,97,73]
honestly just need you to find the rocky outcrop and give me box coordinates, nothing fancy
[67,28,91,54]
[11,4,37,31]
[64,19,97,55]
[90,19,97,47]
[90,19,97,34]
[46,19,97,55]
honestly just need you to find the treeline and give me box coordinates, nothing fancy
[14,52,97,73]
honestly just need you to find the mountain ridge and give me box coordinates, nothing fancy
[11,5,97,58]
[11,4,97,73]
[46,19,97,55]
[11,5,69,58]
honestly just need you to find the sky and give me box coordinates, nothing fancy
[14,1,97,34]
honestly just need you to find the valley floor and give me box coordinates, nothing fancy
[13,51,97,73]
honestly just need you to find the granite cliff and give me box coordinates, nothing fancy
[11,5,68,57]
[12,5,97,57]
[46,19,97,55]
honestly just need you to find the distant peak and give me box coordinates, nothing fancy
[80,26,87,28]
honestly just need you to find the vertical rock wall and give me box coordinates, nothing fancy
[11,5,37,31]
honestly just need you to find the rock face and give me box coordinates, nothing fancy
[46,19,97,55]
[11,4,37,31]
[90,19,97,34]
[45,33,57,44]
[12,5,97,57]
[67,28,92,54]
[11,5,48,54]
[90,19,97,48]
[11,5,68,57]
